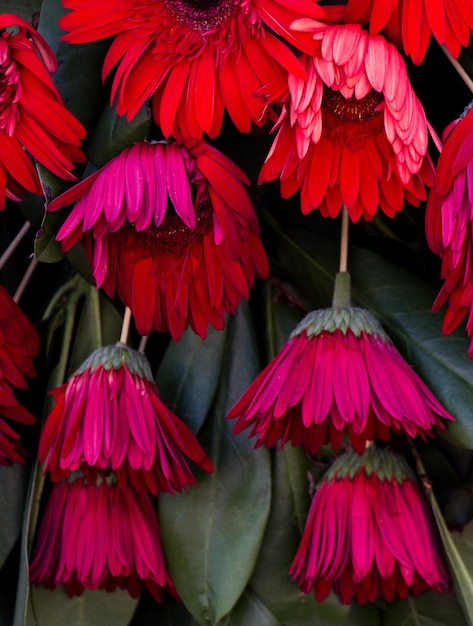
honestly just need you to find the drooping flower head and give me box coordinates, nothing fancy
[59,0,326,139]
[0,14,86,209]
[344,0,473,65]
[426,102,473,356]
[48,138,268,340]
[228,274,454,454]
[30,477,178,601]
[258,23,434,222]
[39,343,214,495]
[290,445,450,604]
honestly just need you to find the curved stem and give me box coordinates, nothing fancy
[441,45,473,94]
[0,222,31,271]
[138,335,149,354]
[13,257,38,303]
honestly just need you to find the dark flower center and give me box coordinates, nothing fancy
[323,89,384,122]
[125,198,214,255]
[163,0,238,32]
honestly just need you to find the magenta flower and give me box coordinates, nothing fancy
[48,138,268,340]
[228,301,454,453]
[290,445,450,604]
[426,103,473,356]
[39,343,213,495]
[30,477,177,601]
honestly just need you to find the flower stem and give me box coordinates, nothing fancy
[119,306,132,345]
[138,335,149,354]
[441,45,473,94]
[13,256,38,303]
[332,270,351,308]
[0,221,31,271]
[339,205,349,273]
[427,121,444,154]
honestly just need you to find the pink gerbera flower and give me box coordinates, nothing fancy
[48,138,268,340]
[258,23,434,222]
[426,103,473,356]
[344,0,473,65]
[38,343,214,495]
[0,14,86,209]
[290,445,450,604]
[59,0,326,138]
[30,477,178,601]
[228,296,454,454]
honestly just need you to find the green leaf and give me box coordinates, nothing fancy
[86,100,152,169]
[260,281,304,362]
[68,287,122,374]
[130,596,197,626]
[37,0,109,131]
[268,224,473,448]
[159,302,271,626]
[29,587,138,626]
[382,592,468,626]
[431,496,473,626]
[217,589,282,626]
[0,464,29,570]
[156,324,229,435]
[0,0,41,23]
[249,446,347,626]
[343,603,382,626]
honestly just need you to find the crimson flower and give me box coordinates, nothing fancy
[0,284,39,391]
[58,0,326,139]
[344,0,473,65]
[258,23,434,222]
[290,445,450,604]
[426,103,473,356]
[0,14,86,209]
[39,343,213,495]
[228,294,454,454]
[0,286,39,465]
[30,477,178,601]
[48,139,268,340]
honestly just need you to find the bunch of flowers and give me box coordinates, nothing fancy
[0,0,472,622]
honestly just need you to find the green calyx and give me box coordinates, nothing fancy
[290,271,390,341]
[324,445,416,486]
[76,342,154,381]
[291,305,389,341]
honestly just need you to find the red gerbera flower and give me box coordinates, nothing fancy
[0,14,86,209]
[228,296,454,454]
[0,383,36,465]
[48,138,268,340]
[258,23,434,222]
[344,0,473,65]
[58,0,326,138]
[0,286,39,464]
[426,103,473,356]
[30,477,178,602]
[39,343,213,495]
[290,445,450,604]
[0,284,39,391]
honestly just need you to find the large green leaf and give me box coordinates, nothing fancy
[435,514,473,626]
[268,222,473,448]
[217,589,282,626]
[0,0,41,22]
[159,302,271,626]
[86,100,152,169]
[249,446,348,626]
[0,464,29,570]
[156,324,229,435]
[382,592,468,626]
[29,587,138,626]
